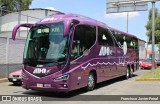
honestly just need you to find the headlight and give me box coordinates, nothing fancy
[19,75,22,78]
[22,74,28,80]
[54,74,69,82]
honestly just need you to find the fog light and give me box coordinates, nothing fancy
[22,74,28,80]
[61,84,68,88]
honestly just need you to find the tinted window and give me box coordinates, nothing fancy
[111,31,138,49]
[71,25,96,59]
[98,27,114,46]
[144,59,152,62]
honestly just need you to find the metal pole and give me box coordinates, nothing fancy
[18,11,21,37]
[6,37,9,77]
[126,12,129,33]
[151,1,155,73]
[0,18,1,33]
[146,37,149,58]
[0,6,2,32]
[0,6,2,16]
[159,46,160,59]
[27,15,28,33]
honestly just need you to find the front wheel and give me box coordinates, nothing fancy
[86,72,95,91]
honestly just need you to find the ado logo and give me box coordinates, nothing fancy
[33,68,51,75]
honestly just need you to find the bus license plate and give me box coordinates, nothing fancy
[44,84,51,88]
[37,83,43,88]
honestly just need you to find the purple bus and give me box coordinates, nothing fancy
[12,13,139,92]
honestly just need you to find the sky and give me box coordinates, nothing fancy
[30,0,160,42]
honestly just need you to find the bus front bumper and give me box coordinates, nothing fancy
[22,80,70,92]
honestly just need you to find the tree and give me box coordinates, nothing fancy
[0,0,32,15]
[145,8,160,59]
[145,8,159,43]
[155,14,160,58]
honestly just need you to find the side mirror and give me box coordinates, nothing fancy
[12,23,33,40]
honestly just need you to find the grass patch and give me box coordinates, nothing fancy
[139,68,160,78]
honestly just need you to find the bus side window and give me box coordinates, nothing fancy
[98,27,114,46]
[72,40,81,57]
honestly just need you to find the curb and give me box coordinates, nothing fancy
[0,78,8,83]
[136,78,160,81]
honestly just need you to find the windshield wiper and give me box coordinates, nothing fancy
[24,58,66,67]
[36,59,65,65]
[37,59,57,63]
[23,59,38,66]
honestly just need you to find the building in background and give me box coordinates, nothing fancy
[146,50,159,59]
[139,38,159,60]
[0,8,61,37]
[0,8,61,78]
[138,39,146,60]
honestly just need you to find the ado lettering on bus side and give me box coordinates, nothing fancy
[99,34,113,56]
[99,35,128,64]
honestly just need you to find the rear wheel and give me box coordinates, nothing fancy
[129,68,133,78]
[86,72,95,91]
[125,68,130,79]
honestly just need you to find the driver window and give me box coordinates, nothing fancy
[71,25,96,60]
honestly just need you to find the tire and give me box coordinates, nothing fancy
[125,68,130,79]
[13,82,22,86]
[13,82,18,85]
[129,68,133,78]
[86,72,95,91]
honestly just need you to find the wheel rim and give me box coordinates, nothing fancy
[130,68,133,76]
[126,69,129,78]
[88,74,94,88]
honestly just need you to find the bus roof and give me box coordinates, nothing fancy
[109,27,138,39]
[37,13,107,27]
[37,13,138,39]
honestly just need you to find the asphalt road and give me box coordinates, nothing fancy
[0,69,160,104]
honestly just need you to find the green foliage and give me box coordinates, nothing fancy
[146,8,160,45]
[155,14,160,30]
[137,68,160,79]
[155,14,160,46]
[148,8,158,20]
[0,0,32,15]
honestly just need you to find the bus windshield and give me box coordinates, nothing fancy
[24,21,68,65]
